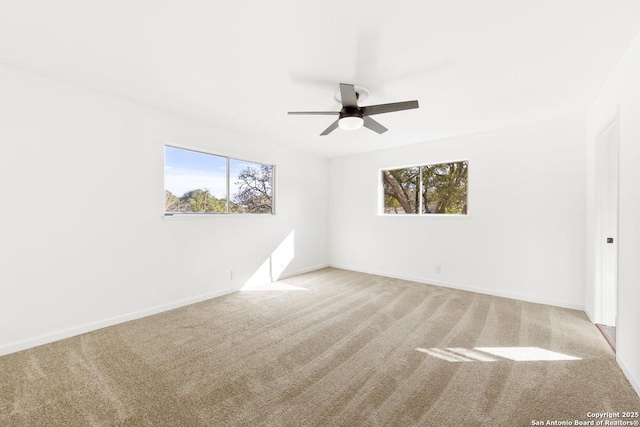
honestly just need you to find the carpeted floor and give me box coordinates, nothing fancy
[1,268,639,426]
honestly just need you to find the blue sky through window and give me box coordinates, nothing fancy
[164,146,226,198]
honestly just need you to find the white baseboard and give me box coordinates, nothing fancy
[617,353,640,398]
[329,264,585,311]
[583,305,595,323]
[0,263,330,357]
[0,286,240,357]
[279,263,329,280]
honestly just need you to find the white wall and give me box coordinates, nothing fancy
[329,116,586,309]
[586,29,640,396]
[0,65,329,355]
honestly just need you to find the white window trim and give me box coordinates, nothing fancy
[378,159,469,217]
[163,143,276,217]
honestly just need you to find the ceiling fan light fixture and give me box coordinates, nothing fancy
[338,116,364,131]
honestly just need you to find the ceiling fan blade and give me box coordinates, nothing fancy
[288,111,339,115]
[339,83,359,108]
[320,119,340,136]
[363,117,388,134]
[361,100,419,116]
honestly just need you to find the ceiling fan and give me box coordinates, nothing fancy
[288,83,419,135]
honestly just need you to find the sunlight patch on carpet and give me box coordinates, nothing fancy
[416,346,581,362]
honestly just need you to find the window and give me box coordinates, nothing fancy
[229,159,273,214]
[382,167,420,214]
[382,160,468,215]
[164,145,274,215]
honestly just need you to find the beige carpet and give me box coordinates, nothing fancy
[1,268,639,426]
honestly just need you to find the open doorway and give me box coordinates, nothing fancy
[595,116,619,351]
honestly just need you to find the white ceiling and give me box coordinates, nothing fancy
[1,1,640,158]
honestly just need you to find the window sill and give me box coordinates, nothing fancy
[377,213,471,219]
[163,213,277,219]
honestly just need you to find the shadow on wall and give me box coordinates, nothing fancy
[241,231,308,291]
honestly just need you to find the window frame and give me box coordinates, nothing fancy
[163,143,275,217]
[379,159,469,217]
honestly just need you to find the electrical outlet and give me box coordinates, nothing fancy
[435,265,441,274]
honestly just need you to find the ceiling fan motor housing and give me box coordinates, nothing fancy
[339,107,363,120]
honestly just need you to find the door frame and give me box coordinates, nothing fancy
[594,114,619,326]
